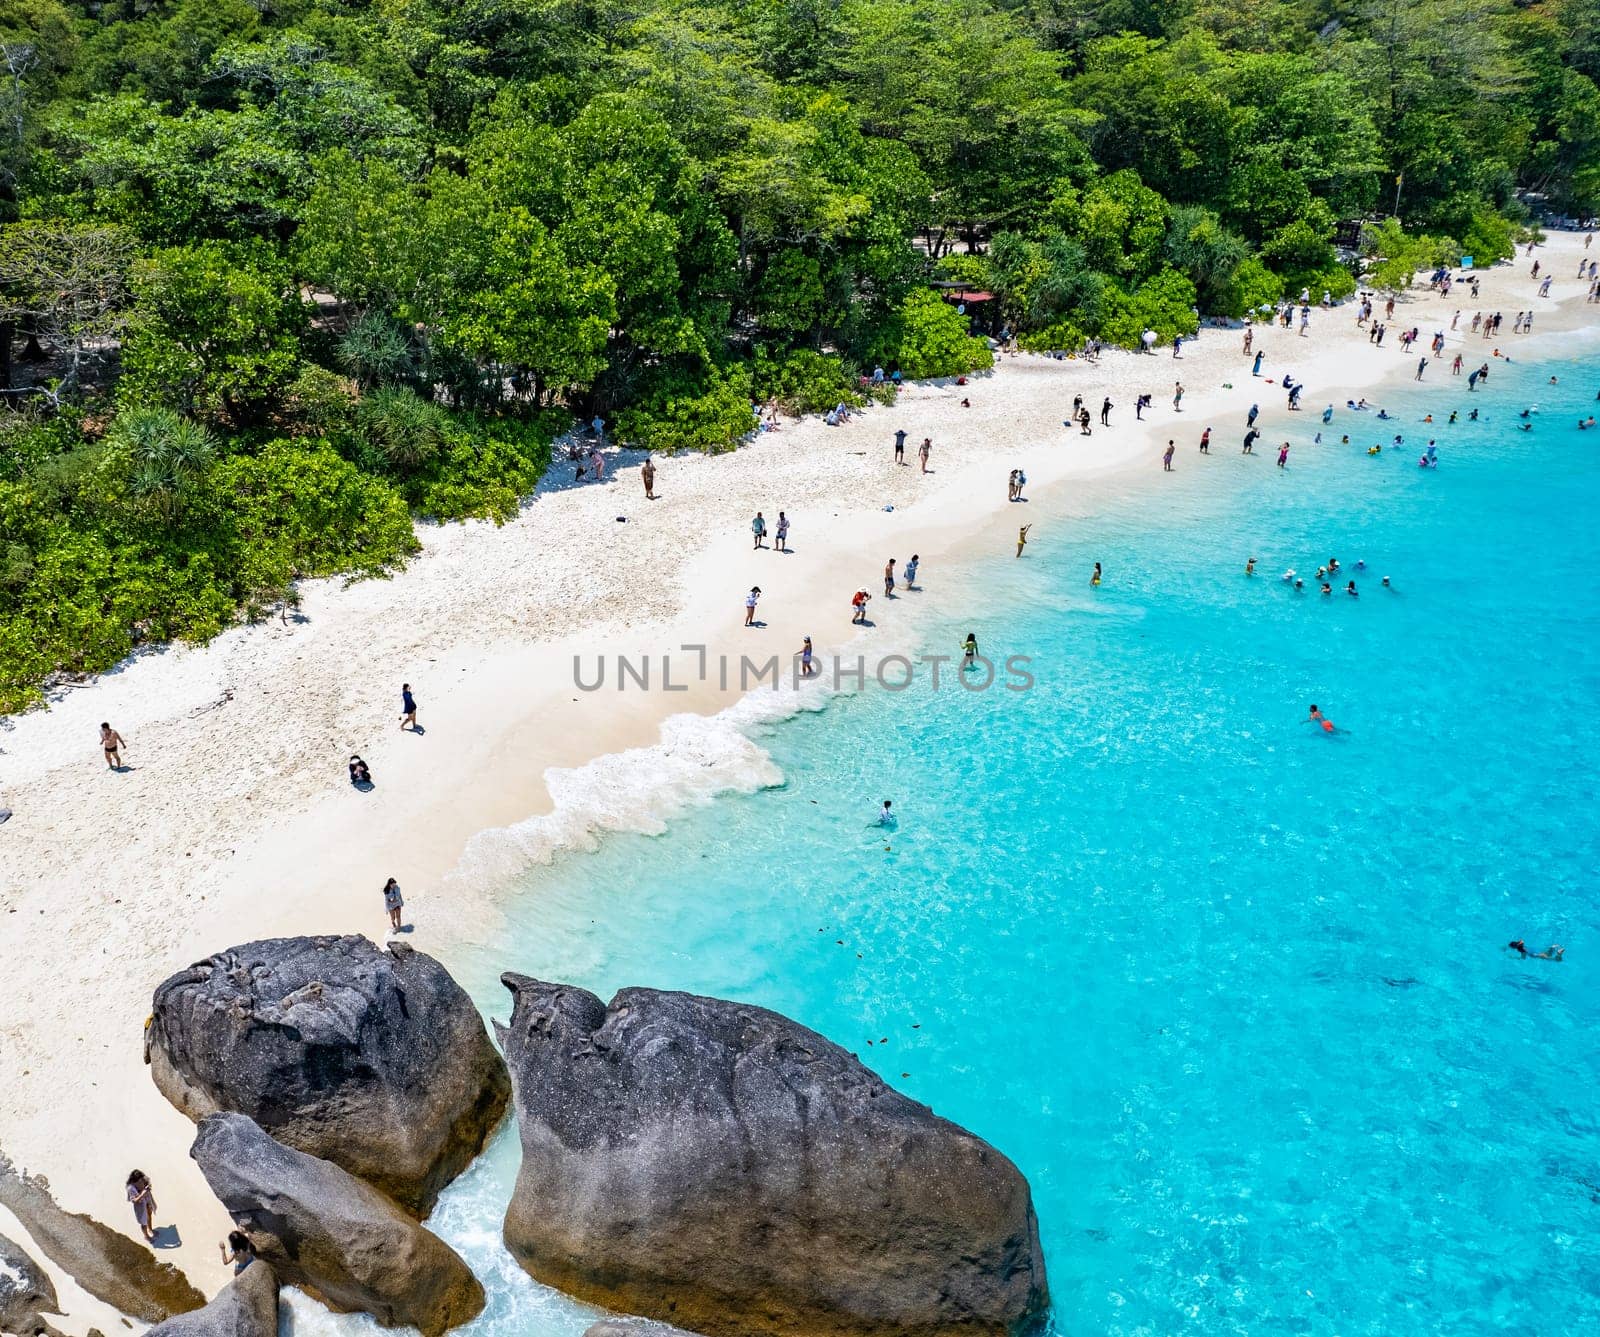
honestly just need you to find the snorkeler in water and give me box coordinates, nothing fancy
[1508,940,1564,961]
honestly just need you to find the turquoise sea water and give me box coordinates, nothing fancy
[410,347,1600,1337]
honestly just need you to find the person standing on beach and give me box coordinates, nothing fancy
[1277,443,1290,468]
[884,558,896,598]
[894,429,907,465]
[641,457,656,499]
[1242,326,1253,355]
[1199,427,1211,453]
[1162,440,1175,471]
[752,511,767,549]
[1173,382,1184,411]
[382,877,404,931]
[1247,403,1259,428]
[1416,357,1427,380]
[1252,351,1264,376]
[1101,397,1113,426]
[852,589,870,623]
[399,684,418,731]
[1016,524,1031,558]
[745,587,761,626]
[775,511,789,552]
[126,1171,157,1242]
[918,437,931,473]
[904,554,920,588]
[799,636,815,677]
[100,722,126,770]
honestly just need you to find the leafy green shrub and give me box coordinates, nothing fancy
[1096,267,1199,348]
[1212,255,1283,318]
[877,290,993,379]
[1016,319,1089,353]
[353,385,450,471]
[752,349,871,416]
[616,366,757,454]
[409,419,557,523]
[1460,209,1516,265]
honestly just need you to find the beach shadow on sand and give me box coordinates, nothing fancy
[151,1225,181,1249]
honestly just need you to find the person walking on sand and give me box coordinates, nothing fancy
[1416,357,1427,380]
[1199,426,1211,453]
[1173,382,1184,412]
[904,554,920,588]
[775,511,789,552]
[1247,403,1259,428]
[894,428,907,465]
[1252,350,1264,376]
[641,456,656,499]
[126,1170,157,1242]
[752,511,767,549]
[382,877,404,931]
[799,636,815,677]
[1162,440,1175,471]
[852,588,870,623]
[1016,524,1031,558]
[1101,397,1113,426]
[100,722,126,770]
[884,558,897,598]
[745,586,761,626]
[918,436,931,473]
[399,683,418,731]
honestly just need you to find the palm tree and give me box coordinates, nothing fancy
[113,405,215,521]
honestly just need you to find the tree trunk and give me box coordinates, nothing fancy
[0,318,12,392]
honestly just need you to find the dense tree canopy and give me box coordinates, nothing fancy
[1,0,1595,706]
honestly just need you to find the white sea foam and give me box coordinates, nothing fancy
[449,615,936,899]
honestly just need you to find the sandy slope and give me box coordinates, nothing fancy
[0,233,1593,1321]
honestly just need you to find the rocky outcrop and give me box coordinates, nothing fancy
[190,1113,483,1337]
[0,1230,62,1336]
[0,1153,205,1325]
[143,1262,278,1337]
[584,1321,708,1337]
[148,935,509,1217]
[495,976,1049,1337]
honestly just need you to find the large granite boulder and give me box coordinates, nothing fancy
[143,1262,278,1337]
[0,1231,62,1336]
[148,936,509,1216]
[495,976,1049,1337]
[0,1153,204,1324]
[190,1113,484,1337]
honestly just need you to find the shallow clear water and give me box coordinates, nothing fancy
[400,349,1600,1337]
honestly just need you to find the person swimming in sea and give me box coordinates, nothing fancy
[1307,703,1336,732]
[1320,582,1333,595]
[1448,411,1458,424]
[1382,576,1391,588]
[1346,580,1358,596]
[1507,940,1564,961]
[1245,556,1256,576]
[1469,408,1479,421]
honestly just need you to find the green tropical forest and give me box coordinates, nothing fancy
[1,0,1596,709]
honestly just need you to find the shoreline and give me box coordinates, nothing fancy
[1,233,1596,1320]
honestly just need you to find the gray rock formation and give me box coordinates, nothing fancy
[495,976,1049,1337]
[143,1262,278,1337]
[190,1113,483,1337]
[0,1153,204,1324]
[148,936,509,1217]
[584,1320,707,1337]
[0,1230,62,1336]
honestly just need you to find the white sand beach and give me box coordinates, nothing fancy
[1,234,1594,1322]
